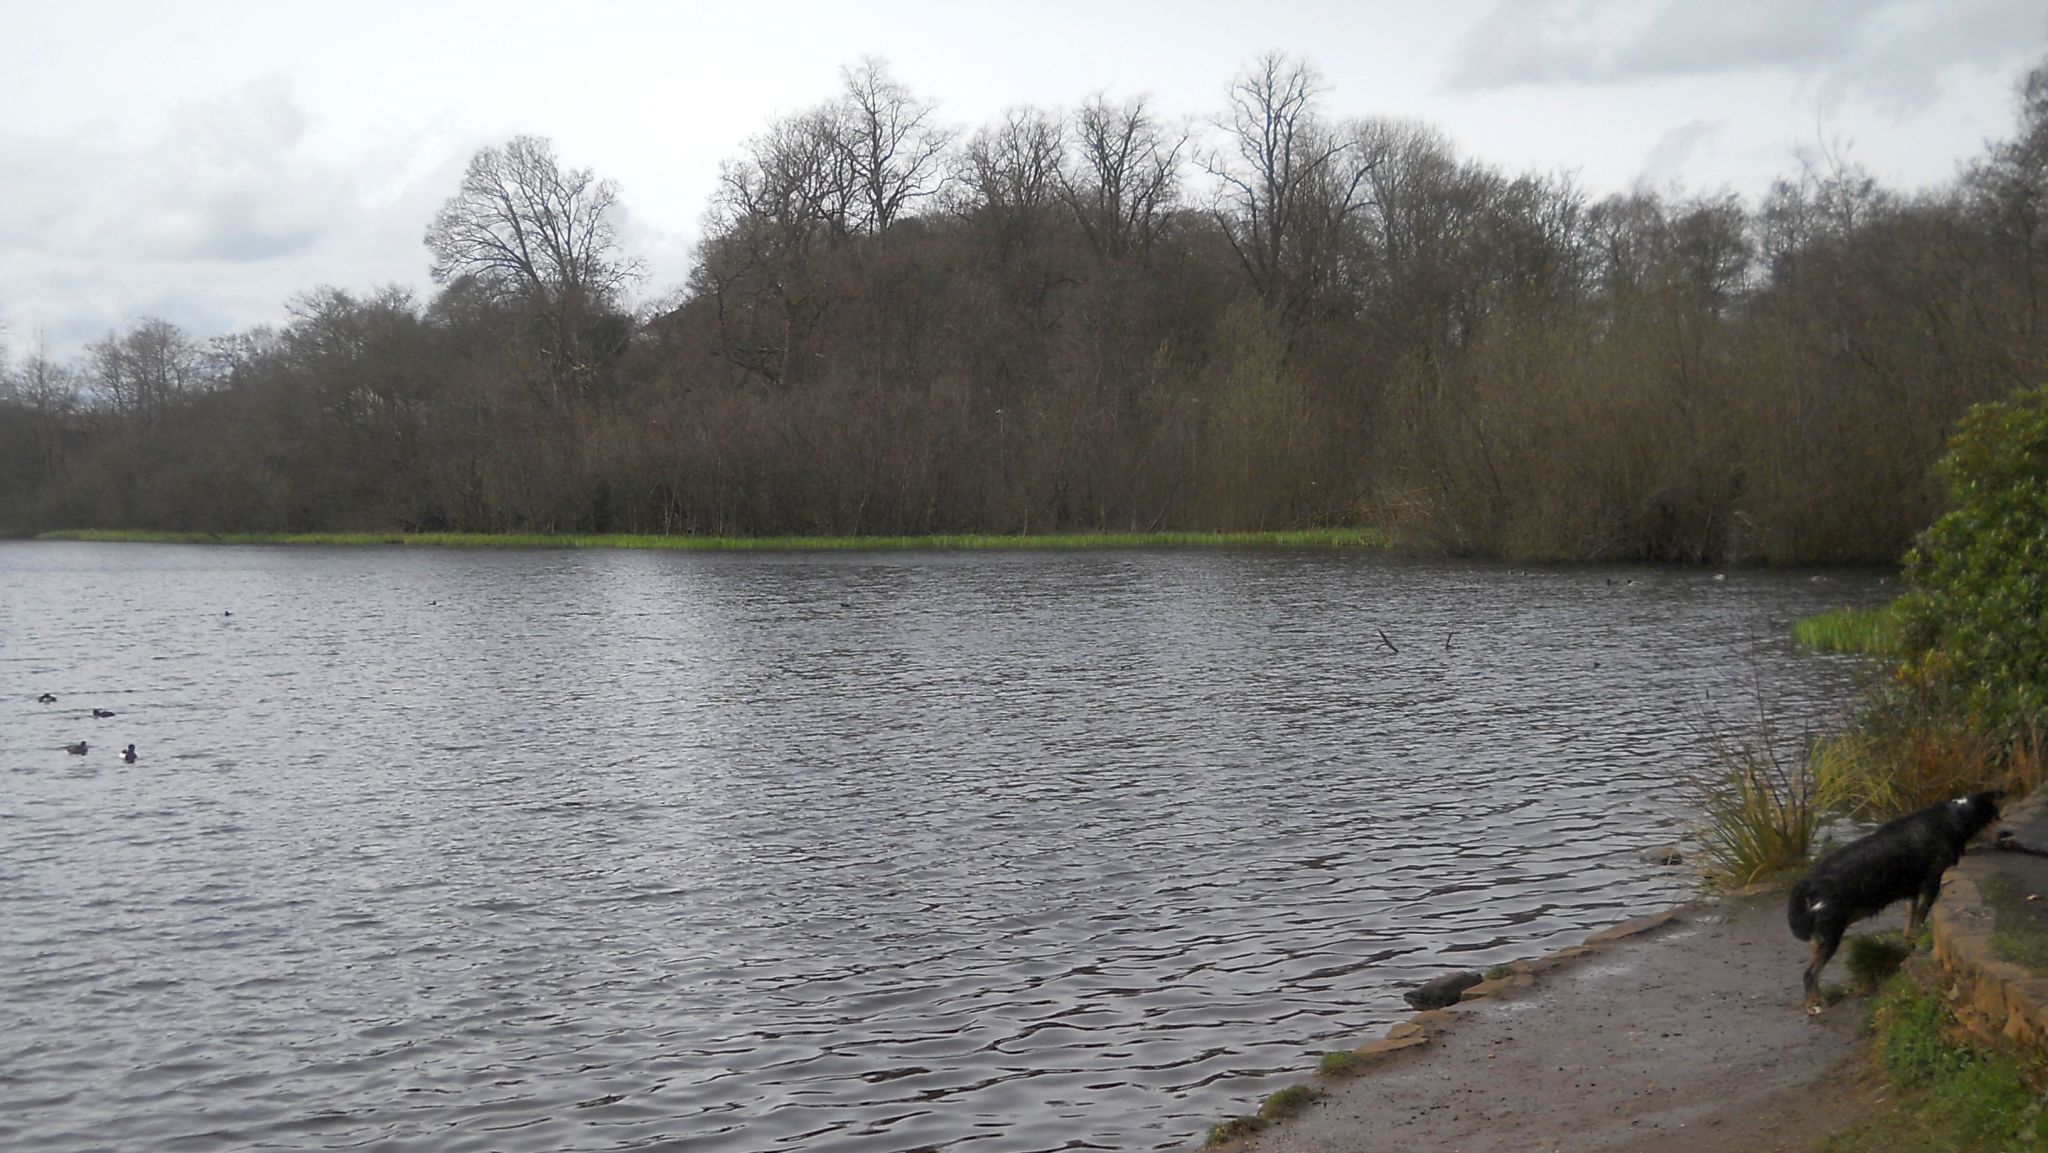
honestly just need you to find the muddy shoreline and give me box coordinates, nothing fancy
[1208,890,1887,1153]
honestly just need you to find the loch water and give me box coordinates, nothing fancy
[0,543,1883,1151]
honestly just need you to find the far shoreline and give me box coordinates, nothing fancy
[30,527,1390,553]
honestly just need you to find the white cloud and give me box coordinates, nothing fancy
[0,76,468,355]
[1639,119,1723,190]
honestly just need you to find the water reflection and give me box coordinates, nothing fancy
[0,543,1882,1151]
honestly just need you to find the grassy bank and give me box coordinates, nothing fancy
[35,527,1389,552]
[1821,973,2048,1153]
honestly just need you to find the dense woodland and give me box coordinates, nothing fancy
[5,54,2048,563]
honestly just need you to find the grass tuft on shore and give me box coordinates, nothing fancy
[1843,934,1913,993]
[36,527,1389,552]
[1205,1116,1265,1147]
[1257,1085,1321,1122]
[1316,1050,1364,1077]
[1685,701,1825,888]
[1202,1084,1327,1147]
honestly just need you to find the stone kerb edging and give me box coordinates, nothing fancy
[1929,788,2048,1050]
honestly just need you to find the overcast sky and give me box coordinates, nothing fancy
[2,0,2044,360]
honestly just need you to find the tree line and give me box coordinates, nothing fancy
[4,53,2046,563]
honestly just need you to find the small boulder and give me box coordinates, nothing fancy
[1404,970,1483,1010]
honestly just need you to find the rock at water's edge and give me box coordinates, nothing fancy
[1403,970,1483,1010]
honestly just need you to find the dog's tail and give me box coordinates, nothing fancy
[1787,878,1815,941]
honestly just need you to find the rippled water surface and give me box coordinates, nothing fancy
[0,543,1884,1151]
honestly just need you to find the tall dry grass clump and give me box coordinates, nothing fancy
[1686,694,1829,888]
[1813,714,2046,818]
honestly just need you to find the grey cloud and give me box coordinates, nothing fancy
[1604,0,1886,79]
[1449,0,2046,115]
[1447,1,1612,89]
[1813,1,2048,114]
[0,74,349,264]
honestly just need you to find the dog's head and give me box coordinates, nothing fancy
[1949,789,2007,836]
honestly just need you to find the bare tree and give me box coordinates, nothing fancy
[839,58,954,235]
[718,105,859,251]
[696,105,864,386]
[1059,94,1186,259]
[1757,145,1893,285]
[426,136,644,308]
[426,136,645,393]
[10,329,79,477]
[694,62,951,384]
[955,105,1068,256]
[958,107,1065,216]
[1204,54,1368,317]
[88,318,203,430]
[205,328,281,392]
[1967,60,2048,337]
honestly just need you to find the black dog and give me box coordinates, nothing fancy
[1787,790,2005,1009]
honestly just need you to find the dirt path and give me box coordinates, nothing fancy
[1234,892,1896,1153]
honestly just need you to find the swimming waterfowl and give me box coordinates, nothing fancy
[121,744,137,764]
[38,693,56,704]
[92,708,116,719]
[65,741,88,755]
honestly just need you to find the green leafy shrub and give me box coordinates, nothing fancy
[1897,383,2048,742]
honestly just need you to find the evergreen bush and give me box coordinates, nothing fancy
[1897,383,2048,742]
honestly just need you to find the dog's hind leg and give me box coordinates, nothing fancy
[1804,930,1841,1012]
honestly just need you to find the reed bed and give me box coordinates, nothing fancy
[1790,602,1907,657]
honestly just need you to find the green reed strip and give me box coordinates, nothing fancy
[1790,602,1907,657]
[39,527,1389,552]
